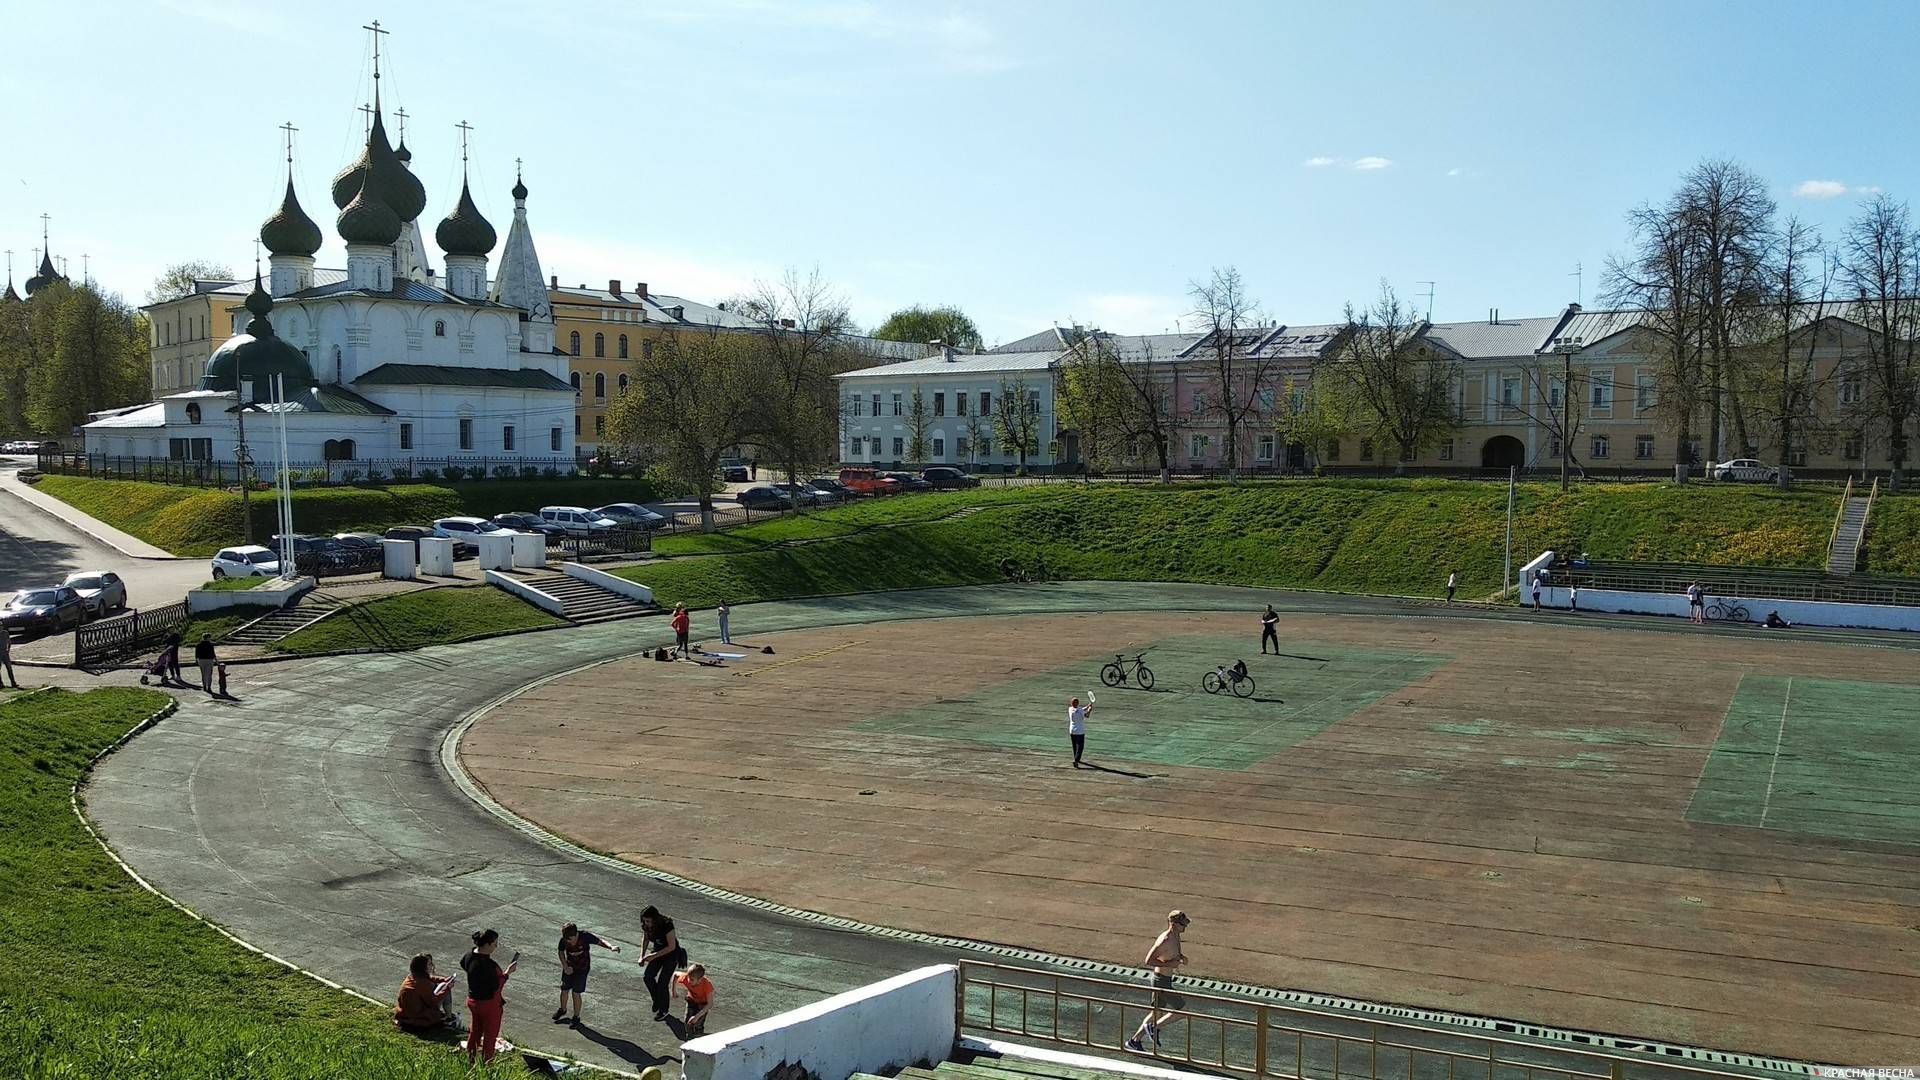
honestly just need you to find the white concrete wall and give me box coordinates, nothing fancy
[186,575,312,614]
[836,374,1057,468]
[485,569,567,615]
[681,965,956,1080]
[564,561,652,603]
[1524,581,1920,633]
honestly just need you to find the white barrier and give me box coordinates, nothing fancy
[1532,584,1920,633]
[563,561,653,604]
[510,530,547,568]
[418,536,456,576]
[681,965,956,1080]
[186,575,313,614]
[476,532,515,571]
[484,570,567,616]
[382,539,416,580]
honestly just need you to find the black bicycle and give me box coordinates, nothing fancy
[1706,600,1751,623]
[1203,664,1256,698]
[1100,652,1155,690]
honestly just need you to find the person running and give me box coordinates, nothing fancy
[1259,606,1279,655]
[672,962,716,1037]
[0,625,20,689]
[1067,696,1093,768]
[670,604,691,657]
[1445,571,1457,605]
[717,601,732,645]
[553,922,620,1026]
[636,905,683,1022]
[1687,581,1705,625]
[460,928,517,1065]
[194,634,218,694]
[1126,910,1192,1053]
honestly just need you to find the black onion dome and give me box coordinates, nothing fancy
[330,109,425,222]
[24,250,62,296]
[396,139,413,165]
[260,176,324,257]
[200,277,314,393]
[511,175,528,201]
[337,178,402,246]
[435,180,496,257]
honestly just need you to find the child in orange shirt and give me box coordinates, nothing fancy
[671,963,715,1036]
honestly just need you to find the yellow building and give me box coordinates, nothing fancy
[144,282,243,395]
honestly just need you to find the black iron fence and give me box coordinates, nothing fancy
[294,549,387,579]
[35,452,597,488]
[74,602,189,669]
[546,526,653,561]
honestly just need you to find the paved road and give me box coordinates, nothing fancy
[82,585,1891,1074]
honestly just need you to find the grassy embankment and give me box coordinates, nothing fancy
[272,587,563,655]
[31,474,659,558]
[1864,494,1920,575]
[0,687,517,1077]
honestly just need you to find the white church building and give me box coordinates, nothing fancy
[85,68,574,474]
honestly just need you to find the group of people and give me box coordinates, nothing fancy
[669,601,733,658]
[140,631,227,695]
[393,907,715,1064]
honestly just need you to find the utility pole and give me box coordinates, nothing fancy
[1553,341,1581,493]
[1504,465,1516,597]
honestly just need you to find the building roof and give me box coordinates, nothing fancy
[834,349,1058,379]
[287,278,505,307]
[81,403,166,429]
[1424,314,1567,358]
[1107,332,1204,360]
[239,383,396,416]
[1245,323,1348,360]
[1541,309,1648,353]
[550,285,766,329]
[354,363,573,392]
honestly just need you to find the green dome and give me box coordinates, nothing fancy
[435,179,496,257]
[261,176,324,257]
[330,108,426,223]
[200,278,314,395]
[337,178,402,246]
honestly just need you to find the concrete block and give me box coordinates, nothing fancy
[382,539,416,580]
[477,532,515,571]
[511,530,547,568]
[418,536,456,576]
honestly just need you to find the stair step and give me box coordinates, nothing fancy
[508,573,654,623]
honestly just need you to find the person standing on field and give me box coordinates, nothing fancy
[1531,574,1542,611]
[1445,571,1457,605]
[1067,696,1093,768]
[717,601,732,645]
[1126,909,1192,1053]
[553,922,619,1026]
[1687,581,1705,625]
[1259,605,1279,654]
[671,604,690,657]
[194,634,218,694]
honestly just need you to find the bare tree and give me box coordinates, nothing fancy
[1842,194,1920,492]
[1187,267,1274,480]
[147,260,236,304]
[992,375,1043,474]
[962,405,988,470]
[606,327,758,532]
[1325,281,1455,472]
[738,269,855,509]
[1056,331,1131,480]
[1741,217,1834,489]
[1104,337,1179,482]
[905,385,931,465]
[1516,359,1585,489]
[1606,201,1709,471]
[1677,160,1776,459]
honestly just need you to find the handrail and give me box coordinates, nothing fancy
[1861,476,1881,570]
[954,960,1785,1080]
[1825,475,1853,565]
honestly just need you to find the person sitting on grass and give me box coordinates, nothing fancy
[672,962,715,1037]
[1761,611,1792,629]
[393,953,459,1034]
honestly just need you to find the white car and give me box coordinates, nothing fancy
[431,516,503,557]
[1712,458,1783,483]
[539,505,621,537]
[210,545,281,579]
[61,570,128,616]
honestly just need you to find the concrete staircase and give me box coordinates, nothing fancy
[225,592,343,646]
[519,571,656,624]
[1828,495,1871,575]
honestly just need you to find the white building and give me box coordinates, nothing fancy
[837,347,1063,470]
[85,80,573,475]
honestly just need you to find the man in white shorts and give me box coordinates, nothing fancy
[1686,582,1704,624]
[1067,696,1093,768]
[1126,909,1191,1052]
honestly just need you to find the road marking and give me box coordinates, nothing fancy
[732,639,866,677]
[1758,677,1793,828]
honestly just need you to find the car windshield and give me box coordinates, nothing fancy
[67,576,103,590]
[18,590,58,605]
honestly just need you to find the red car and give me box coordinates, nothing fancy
[838,467,892,496]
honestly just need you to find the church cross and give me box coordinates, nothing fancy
[357,102,374,133]
[395,107,409,142]
[40,213,50,247]
[455,120,474,163]
[279,121,299,164]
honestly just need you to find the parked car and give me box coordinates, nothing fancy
[491,511,565,536]
[594,503,671,530]
[882,471,934,493]
[736,485,795,510]
[272,534,357,570]
[809,478,855,501]
[210,545,282,579]
[838,467,891,497]
[921,466,981,490]
[771,482,833,507]
[331,532,385,550]
[60,570,127,616]
[539,505,622,537]
[1711,458,1784,483]
[3,585,89,637]
[431,517,503,557]
[382,525,435,545]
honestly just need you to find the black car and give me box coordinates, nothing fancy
[3,585,89,638]
[383,525,435,544]
[921,466,981,490]
[882,471,934,493]
[809,478,855,502]
[736,485,795,509]
[491,512,565,536]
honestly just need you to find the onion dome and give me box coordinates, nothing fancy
[23,250,62,296]
[200,274,314,394]
[260,176,324,257]
[512,174,528,201]
[330,108,426,223]
[396,139,413,165]
[337,177,402,246]
[435,179,496,257]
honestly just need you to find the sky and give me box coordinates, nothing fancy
[5,1,1918,346]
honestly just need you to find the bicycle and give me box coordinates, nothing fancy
[1100,652,1155,690]
[1202,664,1255,698]
[1706,600,1751,623]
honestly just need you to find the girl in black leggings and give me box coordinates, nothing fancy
[636,905,683,1021]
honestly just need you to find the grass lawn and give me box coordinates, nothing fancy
[273,587,563,655]
[0,687,517,1077]
[1864,494,1920,576]
[200,576,266,591]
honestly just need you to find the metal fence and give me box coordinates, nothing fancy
[35,452,596,488]
[546,527,654,561]
[1556,559,1920,608]
[956,962,1784,1080]
[74,602,189,669]
[293,549,387,579]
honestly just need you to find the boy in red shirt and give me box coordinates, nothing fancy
[671,604,691,657]
[672,963,715,1036]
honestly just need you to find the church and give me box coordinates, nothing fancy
[84,46,574,473]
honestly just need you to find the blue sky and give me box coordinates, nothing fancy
[5,1,1915,344]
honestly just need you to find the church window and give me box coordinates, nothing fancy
[594,373,606,401]
[400,423,413,450]
[459,418,474,451]
[618,334,629,359]
[594,333,605,358]
[618,373,629,394]
[574,415,582,436]
[322,439,357,461]
[186,403,202,425]
[551,427,562,452]
[594,415,605,437]
[570,372,581,392]
[503,425,516,451]
[642,341,653,360]
[570,331,581,355]
[434,320,446,337]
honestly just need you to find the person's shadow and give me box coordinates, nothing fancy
[568,1021,670,1067]
[1078,761,1153,779]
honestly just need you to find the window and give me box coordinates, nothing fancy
[956,392,968,416]
[1787,443,1808,468]
[185,402,202,424]
[980,391,992,415]
[1549,436,1563,458]
[570,331,581,355]
[503,425,516,451]
[574,415,582,436]
[594,373,606,400]
[979,437,992,457]
[570,372,581,393]
[871,393,881,416]
[618,334,629,359]
[1324,439,1340,462]
[1635,434,1655,459]
[1500,377,1519,408]
[594,415,605,437]
[459,418,474,450]
[1191,391,1208,414]
[892,437,904,457]
[850,436,863,456]
[1189,434,1210,459]
[933,392,945,417]
[1840,371,1863,404]
[851,396,864,417]
[1438,441,1454,461]
[551,427,562,452]
[1590,435,1610,459]
[932,437,945,456]
[1635,374,1657,412]
[400,423,413,450]
[642,340,653,360]
[1549,381,1563,408]
[594,333,605,358]
[1289,389,1306,414]
[1844,433,1864,460]
[618,373,629,394]
[1590,380,1612,411]
[956,436,969,458]
[1256,435,1275,462]
[1256,388,1276,412]
[1028,390,1041,413]
[168,437,211,460]
[892,393,903,416]
[323,438,357,461]
[1359,439,1374,462]
[434,320,446,337]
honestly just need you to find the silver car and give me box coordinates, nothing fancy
[1711,458,1782,483]
[61,570,128,616]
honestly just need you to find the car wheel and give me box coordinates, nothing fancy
[212,568,227,579]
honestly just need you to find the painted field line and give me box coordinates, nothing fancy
[1759,676,1794,829]
[733,639,867,677]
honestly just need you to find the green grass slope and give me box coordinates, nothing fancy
[0,687,517,1077]
[1863,494,1920,576]
[273,587,563,655]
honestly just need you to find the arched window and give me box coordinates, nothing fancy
[593,372,606,399]
[618,373,629,394]
[594,333,605,358]
[322,439,357,461]
[570,331,581,355]
[434,320,446,337]
[570,372,581,392]
[618,334,629,358]
[186,403,202,425]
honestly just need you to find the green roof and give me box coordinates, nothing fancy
[354,363,573,392]
[238,384,395,417]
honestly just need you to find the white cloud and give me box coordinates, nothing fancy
[1304,156,1337,167]
[1351,156,1393,171]
[1446,167,1464,177]
[1793,180,1850,199]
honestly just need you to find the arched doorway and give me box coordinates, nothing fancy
[1481,435,1524,469]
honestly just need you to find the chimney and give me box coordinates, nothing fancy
[549,274,558,289]
[609,279,622,296]
[941,345,957,362]
[636,282,648,301]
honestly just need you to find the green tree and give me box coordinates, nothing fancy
[1056,333,1132,479]
[738,269,858,508]
[905,385,931,465]
[1324,281,1458,474]
[22,282,149,436]
[606,327,759,531]
[873,305,983,352]
[993,376,1043,474]
[147,260,235,304]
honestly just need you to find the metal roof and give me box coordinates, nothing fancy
[289,279,506,308]
[240,384,396,417]
[1540,309,1648,353]
[834,349,1058,379]
[354,363,573,392]
[1424,315,1566,358]
[1246,323,1348,359]
[81,403,166,429]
